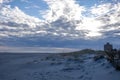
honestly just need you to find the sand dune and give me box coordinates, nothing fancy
[0,53,120,80]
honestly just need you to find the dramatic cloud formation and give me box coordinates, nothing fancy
[42,0,85,21]
[95,3,120,37]
[0,0,120,48]
[0,5,47,38]
[42,0,120,38]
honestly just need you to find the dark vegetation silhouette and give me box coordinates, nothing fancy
[104,42,120,70]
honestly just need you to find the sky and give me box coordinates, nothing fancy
[0,0,120,51]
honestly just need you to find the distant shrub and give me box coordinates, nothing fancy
[93,55,104,61]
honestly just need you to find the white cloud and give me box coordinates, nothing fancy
[0,6,43,28]
[0,0,2,3]
[91,3,112,16]
[93,3,120,38]
[0,5,48,38]
[43,0,85,22]
[75,17,103,38]
[0,0,12,3]
[42,0,119,39]
[0,0,120,41]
